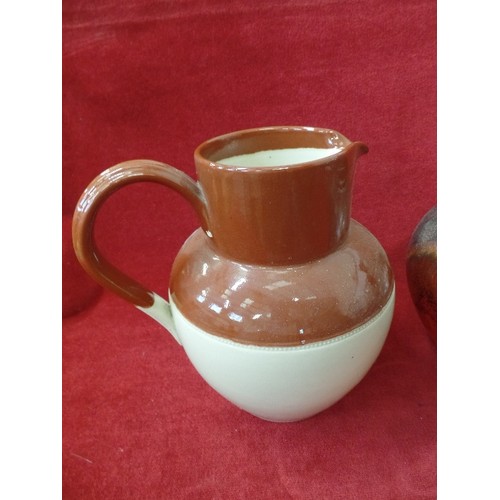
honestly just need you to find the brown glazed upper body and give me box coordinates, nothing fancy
[170,127,394,346]
[171,222,393,346]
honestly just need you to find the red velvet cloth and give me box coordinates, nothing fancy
[63,1,436,498]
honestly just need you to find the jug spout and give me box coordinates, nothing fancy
[344,141,369,162]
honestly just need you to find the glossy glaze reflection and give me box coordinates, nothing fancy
[170,220,393,347]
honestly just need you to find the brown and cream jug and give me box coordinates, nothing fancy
[73,126,395,421]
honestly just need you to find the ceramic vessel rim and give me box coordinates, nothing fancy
[193,126,351,172]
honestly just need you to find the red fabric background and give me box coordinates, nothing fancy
[63,1,436,498]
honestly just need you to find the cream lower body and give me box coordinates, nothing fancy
[165,287,395,422]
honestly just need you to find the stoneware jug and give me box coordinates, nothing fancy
[72,126,395,422]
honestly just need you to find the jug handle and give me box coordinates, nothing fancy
[72,159,209,344]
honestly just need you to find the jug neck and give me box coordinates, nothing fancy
[194,127,368,266]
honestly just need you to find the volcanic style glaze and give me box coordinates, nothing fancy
[73,126,395,421]
[407,207,437,343]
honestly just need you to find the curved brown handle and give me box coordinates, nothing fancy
[72,159,208,309]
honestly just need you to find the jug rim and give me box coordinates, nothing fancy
[194,125,353,171]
